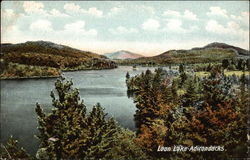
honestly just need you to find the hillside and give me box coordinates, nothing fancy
[192,42,249,56]
[119,42,249,65]
[1,41,117,70]
[104,50,144,60]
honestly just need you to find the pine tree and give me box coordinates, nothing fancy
[179,64,185,73]
[126,71,130,83]
[222,59,229,69]
[0,136,31,159]
[182,78,198,108]
[35,77,119,159]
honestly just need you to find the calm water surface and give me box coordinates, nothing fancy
[0,66,168,155]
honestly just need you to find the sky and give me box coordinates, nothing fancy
[1,1,249,56]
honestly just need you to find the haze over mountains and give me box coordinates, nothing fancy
[104,50,144,60]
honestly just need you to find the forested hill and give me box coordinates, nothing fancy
[120,42,249,65]
[1,41,117,70]
[191,42,249,56]
[1,41,104,58]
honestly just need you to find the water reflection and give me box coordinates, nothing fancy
[0,66,167,155]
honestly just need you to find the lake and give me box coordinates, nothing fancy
[0,66,168,155]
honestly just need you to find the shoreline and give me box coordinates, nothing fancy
[0,75,60,80]
[0,67,118,80]
[62,67,117,72]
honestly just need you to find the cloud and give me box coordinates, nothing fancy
[63,3,103,17]
[132,4,155,15]
[230,11,249,26]
[7,20,97,44]
[109,26,138,34]
[165,19,198,33]
[163,9,198,20]
[163,10,180,17]
[2,25,29,43]
[205,19,249,49]
[207,6,228,18]
[166,19,185,32]
[63,3,81,12]
[1,9,23,31]
[2,9,15,18]
[140,5,155,15]
[23,1,45,14]
[86,7,103,17]
[49,9,69,17]
[23,1,70,18]
[30,19,53,32]
[205,20,248,41]
[206,20,235,34]
[108,7,123,16]
[142,19,160,31]
[183,10,198,20]
[64,21,97,36]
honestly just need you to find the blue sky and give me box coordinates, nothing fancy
[1,1,249,56]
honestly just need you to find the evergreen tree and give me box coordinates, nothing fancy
[35,77,119,159]
[171,79,178,99]
[0,136,31,159]
[202,69,233,108]
[246,58,250,71]
[222,59,229,69]
[179,72,187,88]
[182,78,199,108]
[237,59,244,70]
[179,64,185,73]
[126,72,130,82]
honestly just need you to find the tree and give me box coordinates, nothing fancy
[35,77,120,159]
[0,136,31,159]
[237,59,244,70]
[222,59,229,69]
[0,59,8,74]
[125,72,130,87]
[179,72,187,88]
[182,78,200,109]
[179,64,185,73]
[246,58,250,71]
[202,69,233,108]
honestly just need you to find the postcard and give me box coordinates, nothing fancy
[0,1,249,159]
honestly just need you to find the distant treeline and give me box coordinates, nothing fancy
[117,48,248,65]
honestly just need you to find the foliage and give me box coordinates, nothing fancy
[0,136,32,159]
[35,77,145,160]
[126,66,248,159]
[0,61,60,78]
[1,41,117,74]
[118,48,239,66]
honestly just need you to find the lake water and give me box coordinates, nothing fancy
[0,66,167,155]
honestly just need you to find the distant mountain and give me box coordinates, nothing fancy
[104,50,144,60]
[1,41,116,70]
[120,42,249,65]
[192,42,249,56]
[1,40,104,58]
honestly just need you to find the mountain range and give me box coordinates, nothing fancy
[119,42,249,65]
[1,41,116,70]
[1,41,249,67]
